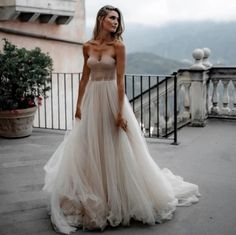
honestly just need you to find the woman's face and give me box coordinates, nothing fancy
[101,10,119,33]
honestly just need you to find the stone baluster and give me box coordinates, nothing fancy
[174,83,184,123]
[166,90,174,130]
[205,78,211,115]
[167,110,173,130]
[177,83,182,122]
[159,95,166,135]
[232,80,236,115]
[144,104,153,135]
[182,82,191,120]
[159,113,165,135]
[134,110,141,125]
[136,107,145,134]
[211,79,220,115]
[221,79,230,114]
[152,100,158,135]
[150,101,156,136]
[143,105,148,130]
[134,109,144,131]
[231,80,236,116]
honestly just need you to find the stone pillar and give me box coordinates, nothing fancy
[189,70,209,126]
[189,49,209,127]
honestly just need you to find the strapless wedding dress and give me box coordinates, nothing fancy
[43,54,200,234]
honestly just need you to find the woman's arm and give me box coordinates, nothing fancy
[114,41,128,131]
[75,43,90,119]
[115,41,125,115]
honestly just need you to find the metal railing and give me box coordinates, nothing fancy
[125,74,178,143]
[34,73,81,130]
[34,72,178,143]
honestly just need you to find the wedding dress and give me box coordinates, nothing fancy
[43,54,200,234]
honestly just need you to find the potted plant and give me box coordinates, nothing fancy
[0,38,53,138]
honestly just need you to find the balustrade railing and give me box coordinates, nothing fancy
[34,72,178,143]
[208,67,236,118]
[34,66,236,144]
[125,74,178,143]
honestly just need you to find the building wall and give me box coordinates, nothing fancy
[0,0,85,73]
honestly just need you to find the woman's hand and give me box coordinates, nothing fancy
[116,113,128,132]
[75,107,81,120]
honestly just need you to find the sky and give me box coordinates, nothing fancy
[85,0,236,27]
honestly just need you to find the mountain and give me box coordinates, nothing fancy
[126,52,190,74]
[123,52,190,99]
[123,21,236,65]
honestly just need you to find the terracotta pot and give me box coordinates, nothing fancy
[0,106,37,138]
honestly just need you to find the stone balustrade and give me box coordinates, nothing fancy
[128,73,192,137]
[208,67,236,117]
[130,47,236,135]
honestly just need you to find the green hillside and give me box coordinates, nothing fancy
[124,21,236,65]
[126,52,190,75]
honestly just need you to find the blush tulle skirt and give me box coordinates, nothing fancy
[43,79,200,234]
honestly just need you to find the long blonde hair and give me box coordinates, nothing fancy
[92,5,124,41]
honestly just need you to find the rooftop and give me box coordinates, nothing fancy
[0,119,236,235]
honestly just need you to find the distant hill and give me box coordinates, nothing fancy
[124,21,236,65]
[126,52,190,74]
[123,52,190,98]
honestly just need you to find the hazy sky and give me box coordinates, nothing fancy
[85,0,236,27]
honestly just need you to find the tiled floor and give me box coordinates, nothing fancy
[0,119,236,235]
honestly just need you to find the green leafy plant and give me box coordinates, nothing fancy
[0,38,53,111]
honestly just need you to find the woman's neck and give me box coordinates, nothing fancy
[96,30,113,44]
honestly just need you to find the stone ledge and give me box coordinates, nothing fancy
[0,0,77,24]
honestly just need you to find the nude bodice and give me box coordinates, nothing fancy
[87,55,116,81]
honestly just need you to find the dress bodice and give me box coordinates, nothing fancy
[87,55,116,81]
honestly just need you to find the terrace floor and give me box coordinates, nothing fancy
[0,119,236,235]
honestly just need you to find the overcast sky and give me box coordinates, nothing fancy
[85,0,236,27]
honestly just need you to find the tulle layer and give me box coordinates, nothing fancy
[43,80,200,234]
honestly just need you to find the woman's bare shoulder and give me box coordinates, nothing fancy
[83,40,100,54]
[83,40,92,47]
[113,39,125,49]
[85,39,99,46]
[82,42,92,57]
[113,40,125,54]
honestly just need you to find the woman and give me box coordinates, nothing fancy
[43,5,200,235]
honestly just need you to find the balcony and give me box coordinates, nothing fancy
[0,119,236,234]
[0,0,77,24]
[1,48,236,234]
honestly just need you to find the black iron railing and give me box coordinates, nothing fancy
[34,72,178,143]
[125,74,178,144]
[35,73,81,130]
